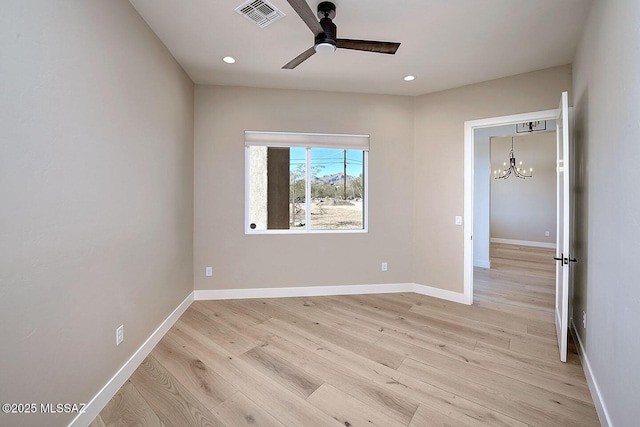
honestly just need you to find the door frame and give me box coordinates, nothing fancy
[463,109,559,305]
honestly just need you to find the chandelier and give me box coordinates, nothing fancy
[494,136,533,180]
[517,120,546,133]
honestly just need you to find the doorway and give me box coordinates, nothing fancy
[475,124,558,312]
[474,126,557,269]
[463,109,559,304]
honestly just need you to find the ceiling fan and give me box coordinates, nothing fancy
[283,0,401,69]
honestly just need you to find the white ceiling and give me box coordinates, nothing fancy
[129,0,593,96]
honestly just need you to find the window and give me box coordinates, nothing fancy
[245,131,369,233]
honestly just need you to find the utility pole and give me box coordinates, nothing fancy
[343,149,347,200]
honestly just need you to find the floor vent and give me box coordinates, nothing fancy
[235,0,285,28]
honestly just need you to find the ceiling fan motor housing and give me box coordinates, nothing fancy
[317,1,336,20]
[315,17,337,47]
[315,1,337,49]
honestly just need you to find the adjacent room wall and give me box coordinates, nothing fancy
[490,132,557,245]
[194,85,414,290]
[0,1,194,426]
[473,134,492,268]
[572,0,640,425]
[413,65,572,293]
[473,124,517,267]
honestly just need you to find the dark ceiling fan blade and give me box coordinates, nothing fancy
[336,39,400,54]
[282,46,316,69]
[285,0,324,35]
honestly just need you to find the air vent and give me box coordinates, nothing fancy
[235,0,285,28]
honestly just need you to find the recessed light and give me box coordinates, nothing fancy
[223,56,236,64]
[403,75,416,81]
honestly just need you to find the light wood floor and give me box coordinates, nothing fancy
[90,244,599,426]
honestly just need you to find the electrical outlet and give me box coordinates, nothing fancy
[582,311,587,329]
[381,262,388,272]
[116,325,124,346]
[205,267,213,277]
[545,231,550,237]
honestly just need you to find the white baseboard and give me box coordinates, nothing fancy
[570,320,611,427]
[474,259,491,269]
[195,283,467,305]
[195,283,414,300]
[69,292,194,427]
[412,283,468,304]
[490,237,556,249]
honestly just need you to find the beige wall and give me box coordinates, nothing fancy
[572,0,640,424]
[0,1,194,426]
[194,86,414,290]
[490,132,557,244]
[413,65,572,292]
[195,68,572,294]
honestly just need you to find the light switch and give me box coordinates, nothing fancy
[455,216,463,226]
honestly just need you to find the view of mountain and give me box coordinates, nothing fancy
[313,173,356,186]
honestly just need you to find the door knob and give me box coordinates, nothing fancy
[553,253,577,265]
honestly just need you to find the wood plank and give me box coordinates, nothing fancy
[191,303,277,345]
[473,339,586,380]
[474,288,554,313]
[323,295,480,350]
[239,345,323,399]
[377,332,592,404]
[165,328,344,427]
[191,300,277,345]
[413,303,561,352]
[399,357,599,427]
[409,293,547,334]
[403,347,594,421]
[307,383,406,427]
[191,300,270,329]
[304,295,479,351]
[353,294,510,349]
[408,403,486,427]
[473,296,553,323]
[214,392,285,427]
[151,331,237,410]
[178,308,256,355]
[129,356,224,427]
[232,298,405,369]
[98,380,164,427]
[257,322,419,425]
[526,323,558,340]
[267,297,384,343]
[509,335,560,361]
[258,319,524,426]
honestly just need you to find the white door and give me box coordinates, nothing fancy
[554,91,573,362]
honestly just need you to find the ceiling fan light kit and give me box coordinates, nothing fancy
[315,42,336,53]
[283,0,401,69]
